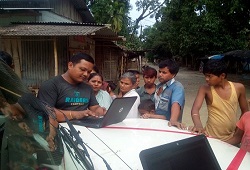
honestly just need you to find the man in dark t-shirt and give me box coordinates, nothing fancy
[38,53,106,122]
[0,51,63,169]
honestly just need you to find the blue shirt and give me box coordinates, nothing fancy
[154,78,185,122]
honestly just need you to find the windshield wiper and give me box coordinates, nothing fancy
[59,125,94,170]
[60,112,112,170]
[41,102,95,170]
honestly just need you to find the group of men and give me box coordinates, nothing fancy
[0,51,250,169]
[136,57,249,153]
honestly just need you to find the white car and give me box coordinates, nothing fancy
[61,119,250,170]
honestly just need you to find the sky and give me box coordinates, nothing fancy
[129,0,156,28]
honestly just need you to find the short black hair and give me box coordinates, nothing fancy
[70,53,95,65]
[203,59,227,77]
[106,81,117,91]
[0,51,13,67]
[138,99,155,111]
[143,67,157,77]
[159,58,179,75]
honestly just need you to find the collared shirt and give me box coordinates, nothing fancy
[154,78,185,121]
[155,78,175,108]
[136,84,156,102]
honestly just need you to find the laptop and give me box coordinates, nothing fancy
[139,135,221,170]
[70,96,137,128]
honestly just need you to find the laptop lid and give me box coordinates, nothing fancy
[99,96,137,127]
[139,134,221,170]
[71,96,137,128]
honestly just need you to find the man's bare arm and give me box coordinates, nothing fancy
[168,103,183,128]
[236,83,249,116]
[190,86,207,133]
[226,127,243,145]
[54,109,92,122]
[141,113,166,119]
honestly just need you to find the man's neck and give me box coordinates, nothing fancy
[62,72,77,85]
[144,83,156,89]
[214,79,229,89]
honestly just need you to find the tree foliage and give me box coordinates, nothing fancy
[87,0,130,34]
[86,0,250,60]
[87,0,168,51]
[142,0,250,64]
[130,0,167,36]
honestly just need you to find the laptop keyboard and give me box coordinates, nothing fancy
[81,117,103,124]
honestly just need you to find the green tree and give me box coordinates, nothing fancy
[87,0,167,50]
[142,0,250,65]
[131,0,167,36]
[87,0,130,34]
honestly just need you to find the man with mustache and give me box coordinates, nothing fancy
[38,53,106,122]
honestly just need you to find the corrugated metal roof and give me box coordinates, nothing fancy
[11,21,104,26]
[0,23,116,36]
[0,0,95,23]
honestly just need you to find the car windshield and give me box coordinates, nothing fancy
[0,60,94,170]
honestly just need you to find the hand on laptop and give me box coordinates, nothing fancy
[87,107,106,119]
[89,105,107,117]
[72,110,97,119]
[101,107,107,115]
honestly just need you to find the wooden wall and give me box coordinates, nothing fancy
[95,41,122,82]
[50,0,84,23]
[0,36,68,88]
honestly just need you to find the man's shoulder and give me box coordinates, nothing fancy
[198,85,214,102]
[173,80,184,87]
[41,75,62,85]
[136,86,145,93]
[170,81,184,91]
[198,84,210,92]
[230,81,245,90]
[78,82,92,89]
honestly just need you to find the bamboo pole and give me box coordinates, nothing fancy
[12,39,22,78]
[53,37,58,76]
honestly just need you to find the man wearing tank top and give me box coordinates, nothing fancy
[189,59,249,141]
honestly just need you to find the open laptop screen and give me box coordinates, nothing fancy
[139,135,221,170]
[70,96,137,128]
